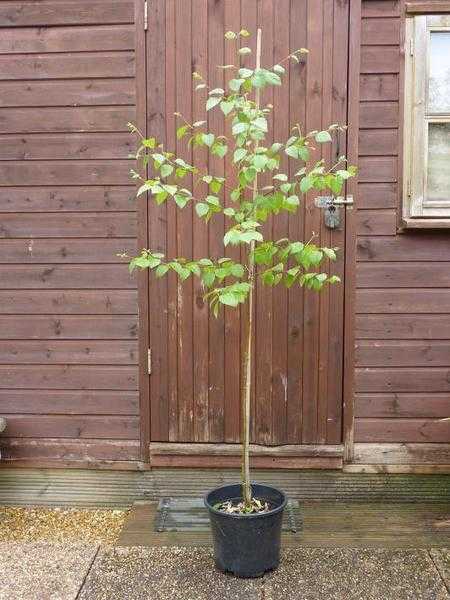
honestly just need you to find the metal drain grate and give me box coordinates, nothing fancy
[154,498,302,534]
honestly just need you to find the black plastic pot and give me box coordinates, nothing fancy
[204,483,287,578]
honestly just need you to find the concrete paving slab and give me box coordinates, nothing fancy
[0,542,98,600]
[430,548,450,592]
[79,546,449,600]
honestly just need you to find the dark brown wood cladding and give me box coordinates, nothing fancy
[145,0,349,448]
[0,0,139,463]
[355,0,450,445]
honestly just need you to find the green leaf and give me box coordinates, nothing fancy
[240,230,263,244]
[142,137,156,148]
[265,71,282,86]
[315,130,332,143]
[206,195,220,206]
[174,193,189,208]
[219,293,239,307]
[195,83,207,90]
[232,121,248,135]
[253,154,268,170]
[210,179,222,193]
[273,64,285,74]
[230,188,241,202]
[206,96,221,111]
[300,176,314,194]
[285,145,300,159]
[220,101,234,116]
[209,88,224,95]
[224,31,237,40]
[195,203,209,218]
[212,142,228,158]
[273,173,288,182]
[233,148,247,163]
[322,247,337,261]
[202,133,215,147]
[285,195,300,208]
[223,207,235,217]
[239,68,253,78]
[176,125,189,140]
[160,163,174,178]
[229,78,244,92]
[231,263,244,278]
[155,191,169,205]
[223,229,242,246]
[239,47,252,55]
[155,264,170,278]
[253,116,268,132]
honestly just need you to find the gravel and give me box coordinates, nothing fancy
[0,506,127,543]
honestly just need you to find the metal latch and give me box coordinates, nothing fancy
[314,195,354,229]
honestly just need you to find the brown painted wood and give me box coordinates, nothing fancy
[358,157,397,182]
[356,340,450,367]
[362,2,401,18]
[357,234,450,261]
[360,74,399,101]
[0,365,138,391]
[355,418,450,443]
[406,2,450,13]
[0,340,138,365]
[149,455,342,470]
[0,79,135,108]
[0,52,134,81]
[360,47,400,74]
[0,213,136,238]
[356,289,450,313]
[362,18,400,45]
[0,390,139,415]
[0,25,134,54]
[353,442,450,464]
[0,265,135,289]
[356,367,450,393]
[0,1,135,27]
[0,133,134,160]
[357,263,450,288]
[0,186,136,212]
[359,130,398,156]
[356,315,450,340]
[0,439,141,463]
[0,107,135,134]
[0,239,137,264]
[149,442,343,458]
[357,210,397,235]
[0,290,137,315]
[360,102,399,128]
[0,315,138,339]
[1,416,139,439]
[355,394,450,418]
[357,183,398,209]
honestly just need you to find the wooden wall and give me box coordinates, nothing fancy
[0,0,141,466]
[354,0,450,445]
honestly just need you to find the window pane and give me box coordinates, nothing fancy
[427,122,450,202]
[428,32,450,114]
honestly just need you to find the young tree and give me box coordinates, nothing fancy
[128,29,356,511]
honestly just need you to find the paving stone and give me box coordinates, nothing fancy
[79,546,449,600]
[0,542,98,600]
[430,548,450,592]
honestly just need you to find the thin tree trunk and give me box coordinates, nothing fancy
[241,27,262,507]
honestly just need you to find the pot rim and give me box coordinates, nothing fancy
[204,482,287,519]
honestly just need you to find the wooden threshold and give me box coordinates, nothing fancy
[354,443,450,466]
[118,500,450,548]
[149,443,343,469]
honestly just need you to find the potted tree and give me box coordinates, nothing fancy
[128,29,355,578]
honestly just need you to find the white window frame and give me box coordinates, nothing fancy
[403,14,450,228]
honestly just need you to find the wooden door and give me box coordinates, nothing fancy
[142,0,351,454]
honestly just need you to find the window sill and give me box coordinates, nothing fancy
[400,217,450,230]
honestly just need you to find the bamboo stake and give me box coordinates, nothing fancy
[241,27,262,507]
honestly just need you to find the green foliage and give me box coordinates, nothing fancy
[127,31,357,316]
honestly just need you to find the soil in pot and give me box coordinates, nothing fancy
[204,483,287,578]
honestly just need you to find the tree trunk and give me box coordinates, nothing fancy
[241,27,262,508]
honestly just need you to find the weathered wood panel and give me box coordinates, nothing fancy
[357,235,450,261]
[360,102,398,128]
[362,1,400,18]
[356,340,450,367]
[359,130,398,156]
[0,107,135,133]
[357,263,450,288]
[2,415,139,439]
[355,418,450,443]
[0,186,135,212]
[0,133,134,160]
[0,1,140,461]
[360,74,399,101]
[358,183,398,209]
[355,394,450,418]
[356,315,450,340]
[0,365,138,390]
[0,341,138,365]
[0,2,134,27]
[361,18,400,45]
[0,265,135,288]
[358,157,397,182]
[0,239,137,263]
[0,79,135,107]
[0,290,137,314]
[356,368,450,393]
[0,390,139,415]
[145,0,349,447]
[356,290,450,313]
[357,210,397,235]
[0,25,134,54]
[0,52,134,80]
[0,316,137,339]
[360,47,400,74]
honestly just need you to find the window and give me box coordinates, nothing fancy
[404,14,450,226]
